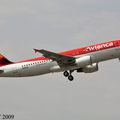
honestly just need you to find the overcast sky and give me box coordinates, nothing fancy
[0,0,120,120]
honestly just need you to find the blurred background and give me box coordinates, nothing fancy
[0,0,120,119]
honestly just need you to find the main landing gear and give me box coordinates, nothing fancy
[63,70,74,81]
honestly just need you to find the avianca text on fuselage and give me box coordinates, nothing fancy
[0,40,120,81]
[85,42,114,52]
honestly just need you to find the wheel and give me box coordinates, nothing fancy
[68,75,74,81]
[63,71,69,77]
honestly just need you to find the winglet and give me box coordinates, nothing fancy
[33,49,40,53]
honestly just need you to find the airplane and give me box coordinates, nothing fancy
[0,40,120,81]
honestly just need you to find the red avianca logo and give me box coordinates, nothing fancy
[85,42,114,52]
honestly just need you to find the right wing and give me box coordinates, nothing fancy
[34,49,75,66]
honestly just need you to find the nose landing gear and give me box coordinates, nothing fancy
[63,70,74,81]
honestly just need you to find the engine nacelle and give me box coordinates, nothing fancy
[77,63,98,73]
[75,56,92,67]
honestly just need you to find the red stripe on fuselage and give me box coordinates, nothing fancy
[3,40,120,65]
[59,40,120,57]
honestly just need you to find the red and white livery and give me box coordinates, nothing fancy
[0,40,120,81]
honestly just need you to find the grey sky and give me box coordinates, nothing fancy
[0,0,120,120]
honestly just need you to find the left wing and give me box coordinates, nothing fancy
[34,49,75,65]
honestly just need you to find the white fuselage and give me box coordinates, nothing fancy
[0,46,120,77]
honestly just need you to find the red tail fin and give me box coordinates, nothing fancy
[0,54,13,66]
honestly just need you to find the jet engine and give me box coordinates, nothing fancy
[77,63,98,73]
[75,56,92,67]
